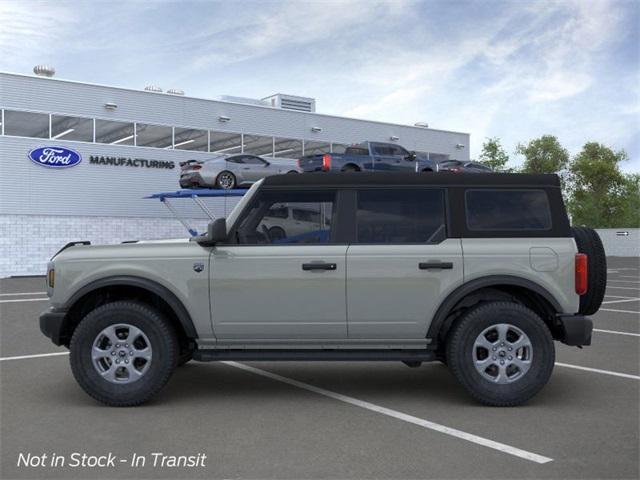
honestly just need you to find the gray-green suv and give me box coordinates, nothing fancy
[40,173,606,407]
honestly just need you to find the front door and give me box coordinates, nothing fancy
[210,188,348,340]
[346,188,463,339]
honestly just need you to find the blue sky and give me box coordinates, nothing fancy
[1,0,638,171]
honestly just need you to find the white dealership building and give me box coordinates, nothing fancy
[0,69,470,277]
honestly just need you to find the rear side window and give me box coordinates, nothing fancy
[345,147,369,156]
[356,189,446,243]
[465,189,552,231]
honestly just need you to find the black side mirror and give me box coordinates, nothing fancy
[407,151,417,161]
[208,218,227,243]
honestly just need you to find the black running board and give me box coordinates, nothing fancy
[193,349,437,362]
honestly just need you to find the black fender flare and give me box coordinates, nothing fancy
[426,275,562,342]
[64,275,197,338]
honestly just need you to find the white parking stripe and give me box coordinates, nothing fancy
[0,352,69,362]
[599,308,640,315]
[556,363,640,380]
[0,298,48,304]
[604,295,636,299]
[0,292,47,296]
[223,361,553,464]
[607,285,640,291]
[618,275,640,279]
[593,328,640,337]
[602,298,640,305]
[608,280,640,284]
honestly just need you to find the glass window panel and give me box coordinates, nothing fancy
[331,143,347,154]
[465,190,552,231]
[95,119,135,145]
[237,190,335,245]
[4,110,49,138]
[303,140,331,156]
[173,127,208,151]
[273,137,303,159]
[136,123,173,148]
[356,189,446,244]
[210,131,243,154]
[51,114,93,142]
[243,134,274,156]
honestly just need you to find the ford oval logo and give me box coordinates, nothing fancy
[28,146,82,168]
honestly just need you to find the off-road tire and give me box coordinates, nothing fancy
[69,301,178,407]
[571,226,607,315]
[446,301,555,406]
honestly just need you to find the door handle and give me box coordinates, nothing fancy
[302,262,337,271]
[419,262,453,270]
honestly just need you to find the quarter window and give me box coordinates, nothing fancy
[465,189,552,231]
[356,189,446,244]
[236,191,335,245]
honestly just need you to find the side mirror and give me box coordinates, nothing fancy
[407,151,417,161]
[264,161,271,167]
[208,218,227,243]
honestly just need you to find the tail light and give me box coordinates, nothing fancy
[322,154,332,171]
[575,253,588,295]
[450,167,463,173]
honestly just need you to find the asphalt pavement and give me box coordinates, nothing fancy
[1,257,638,479]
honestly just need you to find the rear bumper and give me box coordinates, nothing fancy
[39,307,68,346]
[557,314,593,346]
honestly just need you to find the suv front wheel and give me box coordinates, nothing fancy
[69,301,178,406]
[446,302,554,406]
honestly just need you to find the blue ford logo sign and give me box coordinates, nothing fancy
[28,146,82,168]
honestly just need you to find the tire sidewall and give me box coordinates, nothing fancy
[70,302,177,405]
[447,303,555,405]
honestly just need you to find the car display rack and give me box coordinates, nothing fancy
[145,189,246,236]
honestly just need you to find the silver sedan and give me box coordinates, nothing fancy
[179,154,300,189]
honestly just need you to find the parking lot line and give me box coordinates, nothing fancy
[0,297,48,304]
[593,328,640,337]
[0,292,46,296]
[600,308,640,315]
[0,352,69,362]
[222,361,554,464]
[602,298,640,305]
[556,363,640,380]
[606,285,640,291]
[608,280,640,285]
[618,275,640,279]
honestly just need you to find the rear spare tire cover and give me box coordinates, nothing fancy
[571,226,607,315]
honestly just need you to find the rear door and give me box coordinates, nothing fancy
[210,188,348,339]
[346,188,463,339]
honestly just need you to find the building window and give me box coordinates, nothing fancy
[303,141,331,155]
[273,137,303,159]
[51,114,93,142]
[135,123,173,148]
[3,110,49,138]
[173,127,208,151]
[243,134,274,156]
[331,143,348,154]
[95,119,135,145]
[210,131,243,154]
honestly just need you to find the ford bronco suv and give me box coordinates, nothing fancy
[40,173,606,407]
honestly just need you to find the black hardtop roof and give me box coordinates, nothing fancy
[262,172,561,188]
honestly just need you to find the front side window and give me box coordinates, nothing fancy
[236,190,335,245]
[356,189,446,244]
[465,189,552,231]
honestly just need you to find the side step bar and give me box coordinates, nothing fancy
[193,349,437,362]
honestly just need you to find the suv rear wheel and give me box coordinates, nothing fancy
[446,301,554,406]
[69,301,178,406]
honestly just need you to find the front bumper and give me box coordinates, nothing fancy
[39,307,68,346]
[557,314,593,346]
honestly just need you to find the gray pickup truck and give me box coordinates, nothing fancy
[298,141,438,173]
[40,173,606,407]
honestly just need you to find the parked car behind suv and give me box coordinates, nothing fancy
[438,159,493,173]
[297,141,438,173]
[179,154,299,189]
[40,173,606,407]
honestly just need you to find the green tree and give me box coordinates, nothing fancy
[567,142,638,227]
[479,137,509,171]
[516,135,570,174]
